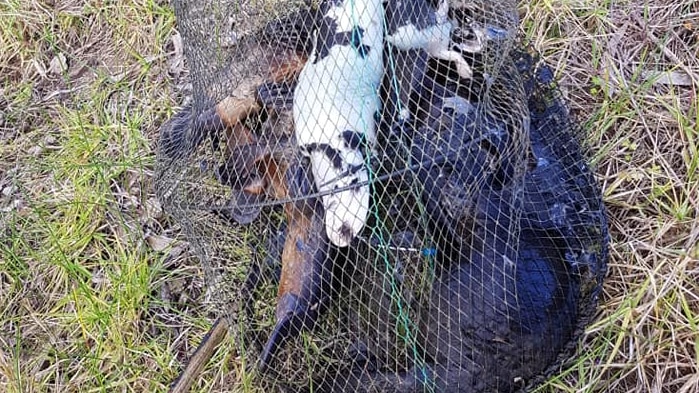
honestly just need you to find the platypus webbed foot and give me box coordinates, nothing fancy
[257,81,296,112]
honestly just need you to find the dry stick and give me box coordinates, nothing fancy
[169,318,230,393]
[631,13,698,87]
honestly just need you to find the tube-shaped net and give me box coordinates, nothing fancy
[155,0,609,391]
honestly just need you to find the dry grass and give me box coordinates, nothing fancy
[521,1,699,392]
[0,0,697,392]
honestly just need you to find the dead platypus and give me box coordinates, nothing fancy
[254,153,335,373]
[157,8,340,375]
[157,5,315,164]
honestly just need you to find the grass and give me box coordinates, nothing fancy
[521,1,699,392]
[1,0,697,392]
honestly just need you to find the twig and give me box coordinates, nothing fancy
[169,318,230,393]
[631,12,698,87]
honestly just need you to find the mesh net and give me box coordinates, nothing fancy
[155,0,609,391]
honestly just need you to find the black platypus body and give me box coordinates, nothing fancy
[308,191,585,393]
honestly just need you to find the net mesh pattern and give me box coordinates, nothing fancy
[155,0,609,391]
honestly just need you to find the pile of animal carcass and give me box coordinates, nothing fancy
[156,0,609,391]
